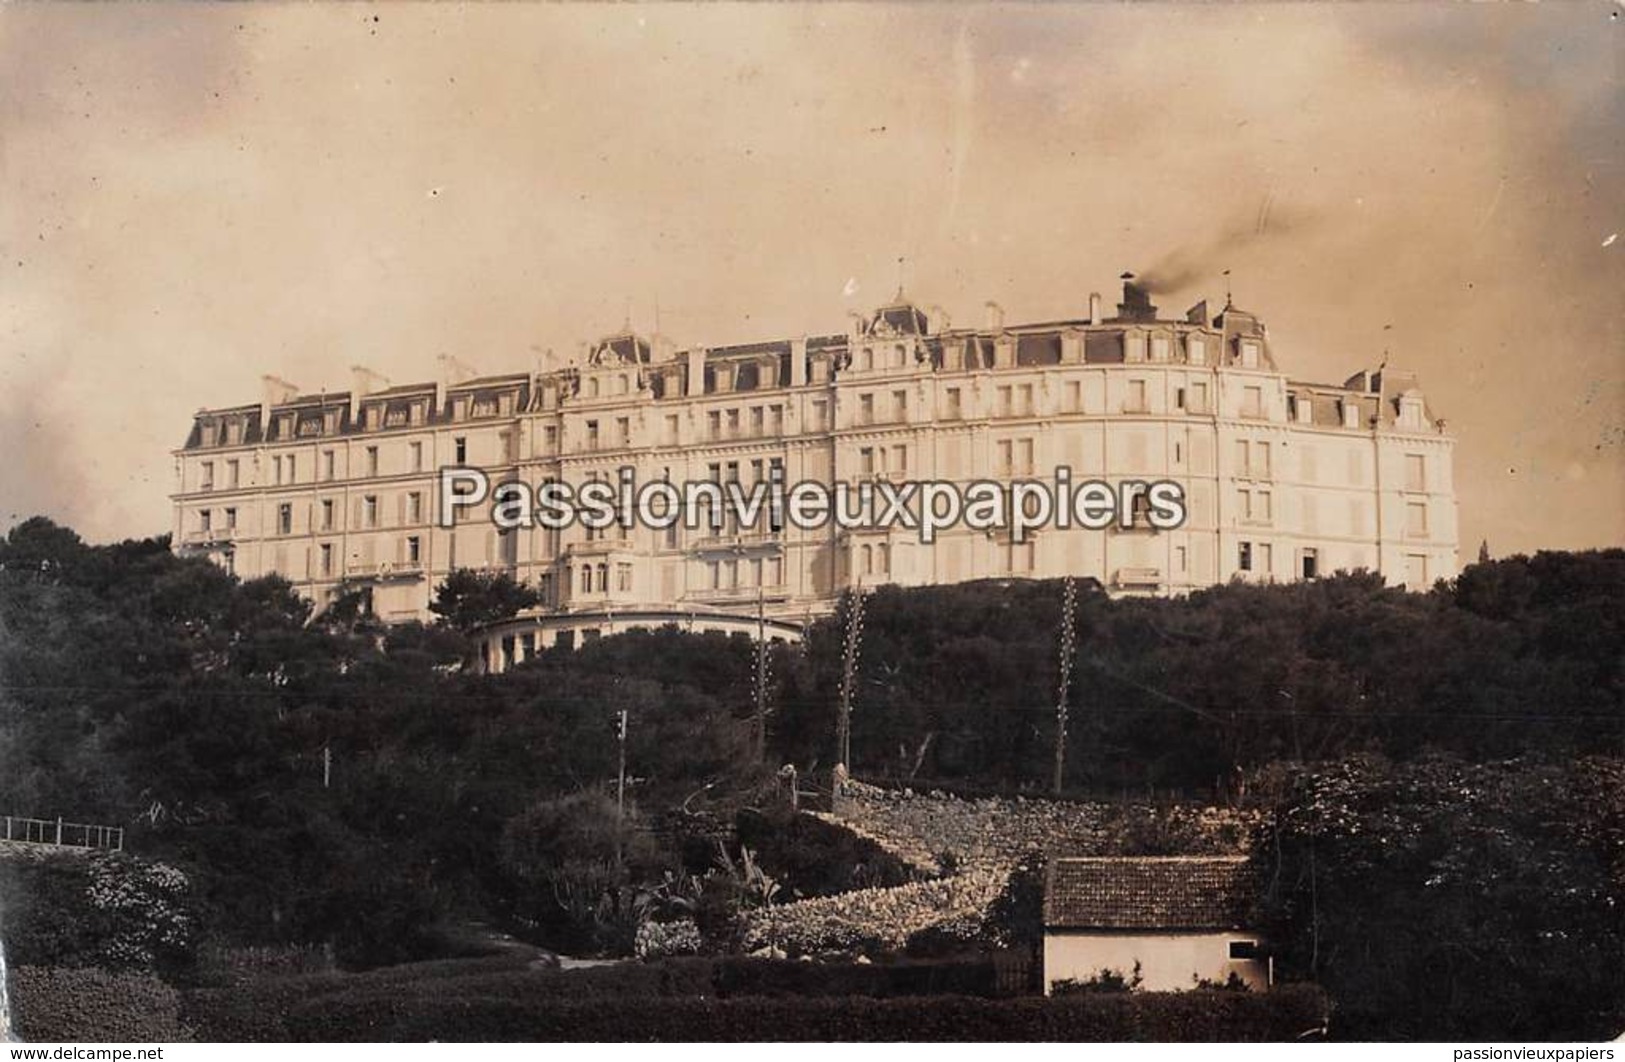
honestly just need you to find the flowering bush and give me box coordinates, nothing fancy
[85,856,194,972]
[634,919,701,958]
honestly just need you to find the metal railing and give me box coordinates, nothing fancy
[1,816,124,852]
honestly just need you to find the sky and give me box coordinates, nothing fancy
[1,2,1620,557]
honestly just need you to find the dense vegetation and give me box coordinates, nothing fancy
[2,515,1620,1038]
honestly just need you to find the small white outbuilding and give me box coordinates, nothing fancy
[1042,855,1270,994]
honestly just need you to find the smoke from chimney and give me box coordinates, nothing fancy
[1116,273,1158,322]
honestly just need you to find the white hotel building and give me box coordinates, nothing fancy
[173,277,1458,662]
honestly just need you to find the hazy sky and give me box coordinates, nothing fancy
[1,2,1620,557]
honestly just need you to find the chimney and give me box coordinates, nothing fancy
[790,337,808,387]
[1088,292,1103,326]
[984,300,1005,332]
[1116,273,1157,322]
[349,365,390,423]
[259,374,299,429]
[686,347,706,397]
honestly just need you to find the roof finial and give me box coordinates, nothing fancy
[622,296,632,333]
[1222,269,1233,308]
[895,255,907,301]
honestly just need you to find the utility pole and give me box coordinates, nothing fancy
[836,585,866,772]
[322,742,332,790]
[615,708,628,865]
[753,587,770,762]
[1053,576,1078,795]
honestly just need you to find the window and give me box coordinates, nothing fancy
[892,389,908,421]
[616,563,633,593]
[363,495,378,528]
[1405,453,1427,492]
[1242,385,1263,418]
[1238,541,1253,572]
[224,507,237,530]
[859,394,874,425]
[407,492,423,523]
[1406,553,1429,588]
[410,441,424,472]
[543,425,559,453]
[996,386,1012,417]
[454,436,467,464]
[1406,501,1429,537]
[365,446,379,477]
[726,409,740,437]
[770,406,784,434]
[200,462,214,491]
[226,459,240,488]
[997,439,1013,476]
[1189,381,1209,413]
[1188,335,1206,365]
[1228,941,1260,961]
[586,421,600,449]
[1301,548,1319,580]
[859,447,875,476]
[580,565,593,593]
[1017,384,1033,415]
[663,414,679,446]
[750,407,764,436]
[1174,545,1188,573]
[1240,487,1272,523]
[406,536,421,567]
[321,499,335,530]
[199,509,212,532]
[277,503,293,535]
[945,387,962,419]
[1126,379,1147,413]
[1175,387,1185,411]
[319,544,333,576]
[708,411,722,439]
[616,417,630,447]
[810,399,828,431]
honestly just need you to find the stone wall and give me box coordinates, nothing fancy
[824,780,1257,873]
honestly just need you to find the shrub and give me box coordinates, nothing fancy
[11,966,193,1043]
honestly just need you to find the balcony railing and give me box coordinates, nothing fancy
[691,531,784,554]
[1114,567,1163,589]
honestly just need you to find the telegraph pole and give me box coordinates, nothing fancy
[753,587,770,762]
[615,708,628,864]
[1053,576,1078,795]
[836,585,866,771]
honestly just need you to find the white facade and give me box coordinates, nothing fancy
[172,279,1459,634]
[1043,930,1269,994]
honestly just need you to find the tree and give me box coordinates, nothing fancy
[428,569,539,632]
[1252,755,1625,1040]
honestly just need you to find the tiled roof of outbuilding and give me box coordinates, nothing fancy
[1043,856,1255,931]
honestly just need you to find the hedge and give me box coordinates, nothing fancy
[277,985,1330,1042]
[11,966,194,1043]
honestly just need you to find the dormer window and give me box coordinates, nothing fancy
[1239,340,1261,369]
[1187,335,1206,366]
